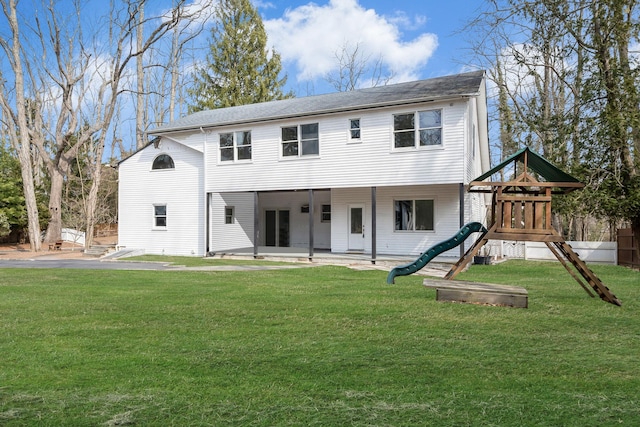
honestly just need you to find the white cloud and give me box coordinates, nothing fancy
[264,0,437,84]
[496,43,562,99]
[161,0,216,27]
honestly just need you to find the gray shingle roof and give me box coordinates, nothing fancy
[152,70,485,134]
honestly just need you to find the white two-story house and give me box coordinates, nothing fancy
[118,70,490,260]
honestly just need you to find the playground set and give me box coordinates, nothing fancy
[387,147,621,307]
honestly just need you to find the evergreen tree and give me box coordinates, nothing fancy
[0,144,27,238]
[189,0,292,112]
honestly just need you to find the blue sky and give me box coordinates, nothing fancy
[2,0,489,157]
[253,0,487,94]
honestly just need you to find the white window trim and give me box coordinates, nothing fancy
[393,198,436,232]
[348,118,361,144]
[153,204,167,230]
[280,123,320,159]
[151,153,175,171]
[392,109,444,151]
[224,206,235,224]
[321,204,331,223]
[218,131,252,164]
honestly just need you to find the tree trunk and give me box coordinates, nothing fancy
[169,25,180,121]
[1,0,41,251]
[84,140,106,249]
[15,144,42,250]
[43,169,65,244]
[136,2,146,150]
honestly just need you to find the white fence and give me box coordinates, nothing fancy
[61,228,85,246]
[486,240,617,264]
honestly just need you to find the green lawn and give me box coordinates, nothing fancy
[1,260,639,426]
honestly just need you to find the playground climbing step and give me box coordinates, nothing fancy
[550,241,621,306]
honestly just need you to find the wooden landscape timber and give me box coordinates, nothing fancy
[423,279,528,308]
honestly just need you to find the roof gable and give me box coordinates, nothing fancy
[152,70,485,134]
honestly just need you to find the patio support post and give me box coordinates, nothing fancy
[205,193,210,255]
[371,186,377,264]
[308,189,314,261]
[459,183,465,258]
[254,191,259,258]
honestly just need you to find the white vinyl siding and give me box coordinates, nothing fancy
[118,139,204,256]
[332,185,464,256]
[205,101,467,194]
[209,193,254,252]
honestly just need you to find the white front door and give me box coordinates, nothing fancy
[348,204,365,252]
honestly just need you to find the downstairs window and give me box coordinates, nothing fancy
[394,199,434,231]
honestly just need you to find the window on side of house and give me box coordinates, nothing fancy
[321,204,331,222]
[393,109,442,149]
[418,110,442,146]
[225,206,235,224]
[220,131,252,162]
[394,199,434,231]
[281,123,319,157]
[349,118,361,141]
[152,154,175,170]
[154,204,167,228]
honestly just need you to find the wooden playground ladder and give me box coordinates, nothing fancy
[444,228,490,280]
[444,227,622,307]
[546,241,622,306]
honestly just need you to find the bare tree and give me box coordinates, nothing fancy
[144,2,212,130]
[325,41,393,91]
[0,0,43,250]
[0,0,209,250]
[136,2,146,150]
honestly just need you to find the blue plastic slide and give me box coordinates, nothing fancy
[387,222,487,284]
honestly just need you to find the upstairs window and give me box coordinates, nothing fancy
[393,109,442,149]
[281,123,319,157]
[220,131,252,162]
[349,119,361,141]
[152,154,175,170]
[394,199,434,231]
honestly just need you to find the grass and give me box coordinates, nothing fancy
[0,260,639,426]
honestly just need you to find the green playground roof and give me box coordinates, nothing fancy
[472,147,583,191]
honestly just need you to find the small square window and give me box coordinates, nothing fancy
[225,206,235,224]
[321,204,331,222]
